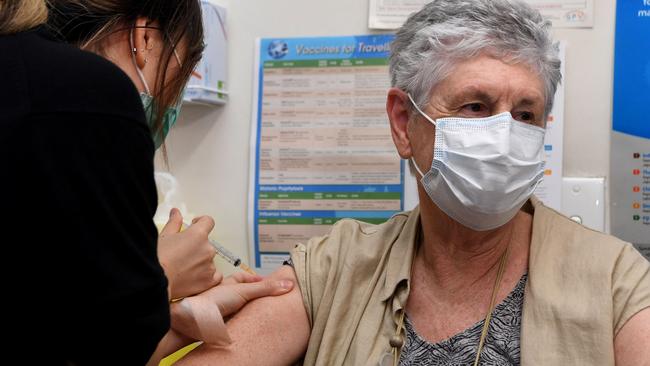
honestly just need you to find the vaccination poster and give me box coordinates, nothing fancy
[249,35,404,272]
[611,0,650,260]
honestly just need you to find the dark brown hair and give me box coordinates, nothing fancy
[47,0,205,152]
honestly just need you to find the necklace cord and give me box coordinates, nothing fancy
[472,243,511,366]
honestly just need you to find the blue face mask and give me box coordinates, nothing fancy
[131,28,184,150]
[140,92,182,150]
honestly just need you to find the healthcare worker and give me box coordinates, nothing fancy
[0,0,292,364]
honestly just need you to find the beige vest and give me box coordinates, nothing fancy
[290,197,650,365]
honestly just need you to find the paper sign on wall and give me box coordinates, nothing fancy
[367,0,593,30]
[249,35,404,273]
[525,0,594,28]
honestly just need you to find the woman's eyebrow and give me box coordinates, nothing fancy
[445,86,496,105]
[516,96,544,108]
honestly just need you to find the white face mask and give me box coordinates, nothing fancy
[408,94,546,231]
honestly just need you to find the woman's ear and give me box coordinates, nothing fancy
[132,17,152,69]
[386,88,413,159]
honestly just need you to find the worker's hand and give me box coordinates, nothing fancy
[170,272,294,344]
[209,272,295,317]
[157,208,222,300]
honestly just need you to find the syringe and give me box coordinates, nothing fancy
[182,221,256,275]
[209,238,257,275]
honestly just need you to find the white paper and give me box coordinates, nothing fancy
[524,0,594,28]
[368,0,431,30]
[368,0,593,30]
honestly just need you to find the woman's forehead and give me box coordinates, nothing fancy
[432,56,545,102]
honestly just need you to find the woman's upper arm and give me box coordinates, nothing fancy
[614,307,650,366]
[176,265,310,365]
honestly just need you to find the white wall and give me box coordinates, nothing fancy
[156,0,618,267]
[551,0,617,232]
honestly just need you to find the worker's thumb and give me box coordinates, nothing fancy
[213,279,295,318]
[160,208,184,236]
[237,279,294,303]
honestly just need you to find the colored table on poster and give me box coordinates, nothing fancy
[249,35,404,273]
[611,0,650,260]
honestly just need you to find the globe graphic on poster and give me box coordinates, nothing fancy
[268,40,289,59]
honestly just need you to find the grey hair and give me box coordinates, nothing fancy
[389,0,562,116]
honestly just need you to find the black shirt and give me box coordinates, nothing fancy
[0,28,169,365]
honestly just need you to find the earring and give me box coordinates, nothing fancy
[133,47,137,53]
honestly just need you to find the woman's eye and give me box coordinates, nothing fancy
[515,111,535,122]
[461,103,487,115]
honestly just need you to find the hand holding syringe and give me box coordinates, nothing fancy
[182,220,256,275]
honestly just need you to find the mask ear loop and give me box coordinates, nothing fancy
[171,47,185,108]
[410,157,426,178]
[407,93,437,127]
[406,93,436,178]
[130,28,151,94]
[173,48,183,67]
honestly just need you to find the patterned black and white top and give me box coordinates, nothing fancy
[399,273,527,366]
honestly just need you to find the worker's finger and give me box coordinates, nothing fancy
[211,269,224,287]
[188,215,215,235]
[217,279,294,317]
[160,208,183,236]
[222,272,263,285]
[235,279,294,303]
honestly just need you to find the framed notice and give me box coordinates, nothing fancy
[525,0,594,28]
[368,0,430,29]
[367,0,593,30]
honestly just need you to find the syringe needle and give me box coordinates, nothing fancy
[238,262,257,276]
[182,220,256,275]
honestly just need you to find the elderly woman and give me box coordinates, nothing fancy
[177,0,650,365]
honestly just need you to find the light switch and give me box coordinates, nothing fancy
[569,215,583,224]
[561,177,606,232]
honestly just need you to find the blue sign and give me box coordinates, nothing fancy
[612,0,650,139]
[611,1,650,255]
[259,35,394,63]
